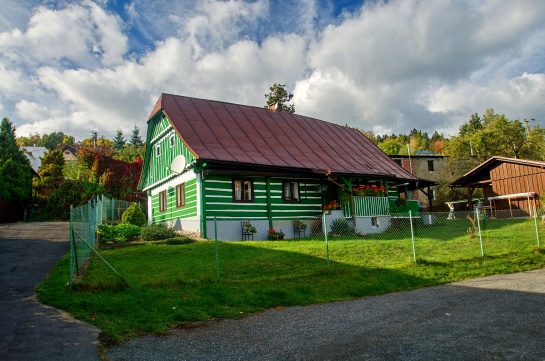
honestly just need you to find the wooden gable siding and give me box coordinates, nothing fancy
[150,178,198,223]
[489,162,545,213]
[142,115,196,190]
[203,175,322,218]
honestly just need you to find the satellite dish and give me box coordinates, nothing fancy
[170,155,186,174]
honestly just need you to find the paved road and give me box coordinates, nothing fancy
[0,222,99,361]
[106,268,545,361]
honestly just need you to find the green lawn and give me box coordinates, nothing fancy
[37,218,545,343]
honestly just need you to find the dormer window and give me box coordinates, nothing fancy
[156,145,161,157]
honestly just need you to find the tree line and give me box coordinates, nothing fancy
[2,84,544,219]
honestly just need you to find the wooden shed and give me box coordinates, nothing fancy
[450,157,545,217]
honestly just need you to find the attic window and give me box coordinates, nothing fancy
[170,134,175,148]
[428,160,435,172]
[156,145,161,157]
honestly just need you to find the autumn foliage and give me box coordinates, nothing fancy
[78,147,143,201]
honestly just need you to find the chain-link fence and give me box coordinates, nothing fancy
[205,208,543,278]
[100,195,136,223]
[69,195,135,286]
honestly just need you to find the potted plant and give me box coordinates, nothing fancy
[292,219,307,232]
[267,228,284,240]
[243,220,257,234]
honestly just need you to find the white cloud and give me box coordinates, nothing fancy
[2,0,545,141]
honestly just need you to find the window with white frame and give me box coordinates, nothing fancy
[156,145,161,157]
[282,180,301,201]
[371,217,379,227]
[176,183,185,207]
[170,134,175,148]
[233,179,253,202]
[159,191,167,212]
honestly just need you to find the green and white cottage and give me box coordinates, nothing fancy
[138,94,435,240]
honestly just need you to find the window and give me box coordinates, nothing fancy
[427,160,435,172]
[371,217,379,227]
[282,180,300,201]
[233,179,254,202]
[159,191,167,212]
[156,145,161,157]
[176,183,185,207]
[170,135,175,148]
[393,158,402,166]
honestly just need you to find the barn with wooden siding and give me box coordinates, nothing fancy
[450,157,545,217]
[138,93,435,240]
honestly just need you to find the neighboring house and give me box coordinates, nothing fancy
[450,157,545,217]
[390,154,449,211]
[138,94,435,240]
[21,146,47,173]
[55,144,78,162]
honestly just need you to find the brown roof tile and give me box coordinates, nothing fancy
[150,93,428,183]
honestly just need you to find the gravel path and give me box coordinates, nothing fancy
[105,268,545,361]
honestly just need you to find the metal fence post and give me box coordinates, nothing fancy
[322,212,330,271]
[409,211,417,264]
[475,209,484,256]
[533,206,540,249]
[214,217,220,281]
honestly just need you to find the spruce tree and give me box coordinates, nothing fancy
[129,126,144,147]
[113,130,126,151]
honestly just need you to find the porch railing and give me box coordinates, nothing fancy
[342,197,420,217]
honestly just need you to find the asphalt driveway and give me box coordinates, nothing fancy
[0,222,99,361]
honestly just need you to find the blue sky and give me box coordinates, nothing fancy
[2,0,545,141]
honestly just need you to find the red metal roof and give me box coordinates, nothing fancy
[150,93,426,182]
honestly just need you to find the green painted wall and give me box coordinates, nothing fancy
[203,175,323,218]
[150,178,198,223]
[141,114,196,191]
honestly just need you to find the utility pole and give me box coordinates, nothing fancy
[523,118,535,139]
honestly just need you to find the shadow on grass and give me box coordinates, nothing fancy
[37,239,545,343]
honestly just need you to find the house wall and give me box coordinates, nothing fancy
[488,162,545,214]
[143,115,196,190]
[203,174,323,219]
[149,175,198,226]
[391,156,448,210]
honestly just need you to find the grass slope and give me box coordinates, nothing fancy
[37,218,545,342]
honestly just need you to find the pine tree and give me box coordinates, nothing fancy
[113,130,126,151]
[0,118,32,200]
[129,126,144,147]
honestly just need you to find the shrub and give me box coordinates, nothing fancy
[140,224,177,242]
[330,218,358,236]
[115,223,141,241]
[97,223,141,243]
[165,237,195,245]
[121,203,146,226]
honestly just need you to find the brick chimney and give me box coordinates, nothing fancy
[268,102,282,111]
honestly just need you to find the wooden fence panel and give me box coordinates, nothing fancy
[0,200,25,223]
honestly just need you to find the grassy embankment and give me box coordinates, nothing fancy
[37,217,545,342]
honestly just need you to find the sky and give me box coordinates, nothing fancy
[2,0,545,142]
